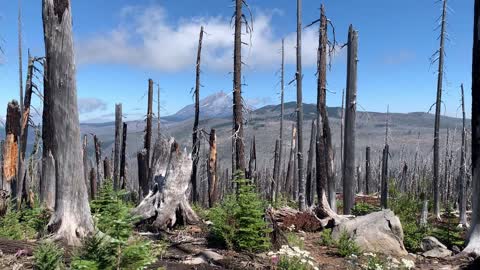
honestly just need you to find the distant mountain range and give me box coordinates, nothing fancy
[164,91,232,122]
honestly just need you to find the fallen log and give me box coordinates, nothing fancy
[133,138,198,230]
[269,207,329,232]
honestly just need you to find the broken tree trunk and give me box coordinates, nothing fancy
[459,84,468,227]
[137,150,148,199]
[285,125,297,198]
[146,79,154,186]
[113,103,122,190]
[273,139,281,203]
[120,123,127,189]
[306,120,316,207]
[89,167,96,200]
[0,140,4,190]
[208,129,217,207]
[82,135,89,199]
[248,136,257,182]
[3,100,20,196]
[342,25,358,215]
[133,139,199,229]
[269,207,329,232]
[42,0,93,245]
[103,157,111,180]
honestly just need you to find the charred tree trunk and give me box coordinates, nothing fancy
[0,140,4,190]
[381,145,389,209]
[146,79,153,179]
[89,167,96,200]
[133,139,198,229]
[248,136,257,181]
[113,103,122,190]
[342,25,358,215]
[3,101,20,196]
[103,157,111,180]
[306,120,316,207]
[295,0,306,210]
[120,123,127,189]
[232,0,246,175]
[278,39,285,197]
[286,125,297,199]
[433,0,447,220]
[459,84,468,227]
[137,150,148,199]
[273,139,281,203]
[42,0,93,245]
[464,0,480,255]
[365,146,371,194]
[93,135,102,189]
[157,83,161,138]
[192,26,203,203]
[208,129,217,207]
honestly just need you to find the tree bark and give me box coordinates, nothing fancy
[459,84,468,227]
[208,129,217,207]
[93,135,102,189]
[277,39,285,198]
[3,101,20,196]
[306,120,316,207]
[464,0,480,255]
[342,25,358,215]
[137,149,148,199]
[120,123,127,189]
[286,125,297,199]
[381,145,389,209]
[273,139,280,203]
[248,136,257,181]
[89,167,96,200]
[103,157,111,181]
[296,0,306,210]
[113,103,122,190]
[192,27,203,203]
[82,135,89,199]
[42,0,93,245]
[433,0,447,220]
[365,146,371,195]
[146,79,153,179]
[233,0,246,174]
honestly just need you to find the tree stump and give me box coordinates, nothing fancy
[133,138,198,230]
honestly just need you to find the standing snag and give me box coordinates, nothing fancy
[113,103,122,190]
[42,0,93,245]
[3,101,20,196]
[296,0,306,210]
[342,25,358,215]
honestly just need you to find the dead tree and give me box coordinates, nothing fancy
[93,135,102,188]
[17,1,23,198]
[365,146,371,194]
[120,123,127,189]
[137,150,148,199]
[248,136,257,181]
[306,120,316,206]
[286,125,297,198]
[208,129,217,207]
[1,140,4,190]
[42,0,93,245]
[103,157,111,180]
[192,26,203,203]
[459,84,468,227]
[340,88,345,168]
[146,79,153,184]
[277,39,285,196]
[342,25,358,215]
[133,139,199,229]
[273,139,281,203]
[296,0,306,210]
[89,167,96,200]
[433,0,448,220]
[3,101,20,196]
[113,103,122,190]
[314,4,336,214]
[381,145,389,209]
[157,83,161,138]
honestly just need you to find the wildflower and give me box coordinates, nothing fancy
[401,258,415,269]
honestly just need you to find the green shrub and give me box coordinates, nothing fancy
[337,230,359,257]
[0,202,50,240]
[209,172,271,252]
[351,202,380,216]
[0,209,23,240]
[318,228,334,247]
[192,203,209,220]
[365,254,387,270]
[277,256,315,270]
[33,241,64,270]
[71,181,158,269]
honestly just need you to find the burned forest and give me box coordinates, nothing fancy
[0,0,479,269]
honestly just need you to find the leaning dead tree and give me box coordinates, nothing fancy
[42,0,93,245]
[3,101,20,196]
[133,139,198,229]
[191,26,204,203]
[432,0,448,220]
[296,0,306,210]
[232,0,247,174]
[463,0,480,256]
[342,25,358,215]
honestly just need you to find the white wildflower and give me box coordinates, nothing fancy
[401,258,415,269]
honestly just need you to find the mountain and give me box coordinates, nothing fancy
[164,91,232,122]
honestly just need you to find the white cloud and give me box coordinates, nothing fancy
[78,98,107,114]
[77,5,335,72]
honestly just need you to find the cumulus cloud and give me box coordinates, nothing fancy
[78,98,107,114]
[77,5,333,72]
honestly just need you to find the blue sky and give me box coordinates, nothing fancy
[0,0,474,123]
